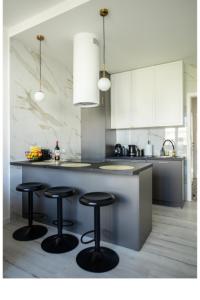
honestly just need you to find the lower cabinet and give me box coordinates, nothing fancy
[147,160,184,207]
[106,158,184,207]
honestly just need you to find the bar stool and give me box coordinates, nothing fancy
[13,182,48,241]
[76,192,119,273]
[41,186,79,253]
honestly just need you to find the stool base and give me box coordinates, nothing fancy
[41,234,78,253]
[76,246,119,273]
[13,225,47,241]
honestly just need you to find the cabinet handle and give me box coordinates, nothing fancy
[158,161,169,164]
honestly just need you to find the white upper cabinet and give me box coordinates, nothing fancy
[111,71,132,129]
[130,66,155,127]
[154,61,183,126]
[110,60,183,128]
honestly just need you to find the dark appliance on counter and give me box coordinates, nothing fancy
[41,149,52,160]
[114,144,123,156]
[128,145,137,157]
[140,149,145,157]
[122,146,128,156]
[136,147,140,157]
[136,148,145,157]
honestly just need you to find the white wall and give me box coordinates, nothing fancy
[3,27,10,224]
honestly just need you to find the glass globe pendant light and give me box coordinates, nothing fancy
[98,8,111,92]
[34,35,45,102]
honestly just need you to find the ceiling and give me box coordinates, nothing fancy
[3,0,67,27]
[10,0,197,74]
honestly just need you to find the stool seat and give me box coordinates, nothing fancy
[16,182,45,192]
[80,192,115,207]
[44,186,75,198]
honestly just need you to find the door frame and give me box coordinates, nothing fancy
[186,92,197,201]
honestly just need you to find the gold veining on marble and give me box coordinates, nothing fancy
[10,38,81,162]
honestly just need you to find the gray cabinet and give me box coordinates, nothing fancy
[146,160,184,207]
[106,158,184,207]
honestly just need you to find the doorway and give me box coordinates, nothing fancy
[186,93,197,201]
[191,97,197,200]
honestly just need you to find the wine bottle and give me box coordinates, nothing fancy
[54,141,60,161]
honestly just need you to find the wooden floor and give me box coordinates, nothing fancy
[3,202,197,278]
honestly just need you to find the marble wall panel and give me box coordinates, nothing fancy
[10,38,81,161]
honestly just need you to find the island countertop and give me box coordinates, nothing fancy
[10,160,152,176]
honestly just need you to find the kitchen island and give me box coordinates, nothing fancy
[11,160,152,251]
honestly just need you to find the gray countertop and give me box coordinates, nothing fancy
[10,160,152,176]
[106,156,185,161]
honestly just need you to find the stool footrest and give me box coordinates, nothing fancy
[52,219,74,227]
[81,230,95,244]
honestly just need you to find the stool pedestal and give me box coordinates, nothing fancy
[13,184,48,241]
[41,188,79,254]
[76,246,119,273]
[13,224,48,241]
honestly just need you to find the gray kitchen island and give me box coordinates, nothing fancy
[11,160,152,251]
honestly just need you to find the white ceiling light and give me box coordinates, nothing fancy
[34,35,45,102]
[73,32,100,107]
[98,8,111,92]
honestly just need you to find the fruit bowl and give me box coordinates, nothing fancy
[25,146,43,161]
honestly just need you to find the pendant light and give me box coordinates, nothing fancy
[34,35,45,102]
[98,8,111,92]
[73,32,100,107]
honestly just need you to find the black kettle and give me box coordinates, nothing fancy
[114,144,123,156]
[128,145,137,156]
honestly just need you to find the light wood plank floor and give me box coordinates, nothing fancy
[3,202,197,278]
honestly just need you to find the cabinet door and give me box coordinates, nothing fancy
[111,71,131,129]
[155,61,183,126]
[148,160,183,206]
[130,67,155,127]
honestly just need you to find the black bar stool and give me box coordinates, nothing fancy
[13,182,48,241]
[76,192,119,273]
[41,186,79,253]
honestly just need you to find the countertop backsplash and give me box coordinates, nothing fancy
[116,127,187,158]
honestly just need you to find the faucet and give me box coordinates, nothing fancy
[160,139,176,157]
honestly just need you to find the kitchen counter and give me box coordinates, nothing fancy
[106,156,185,161]
[11,159,152,251]
[106,156,185,207]
[11,160,152,176]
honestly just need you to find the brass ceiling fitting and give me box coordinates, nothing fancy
[36,35,45,41]
[100,8,109,17]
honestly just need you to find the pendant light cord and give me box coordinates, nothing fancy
[103,15,106,77]
[39,39,42,90]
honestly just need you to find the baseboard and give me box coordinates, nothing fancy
[153,199,184,208]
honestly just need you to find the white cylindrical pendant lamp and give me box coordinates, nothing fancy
[73,32,100,107]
